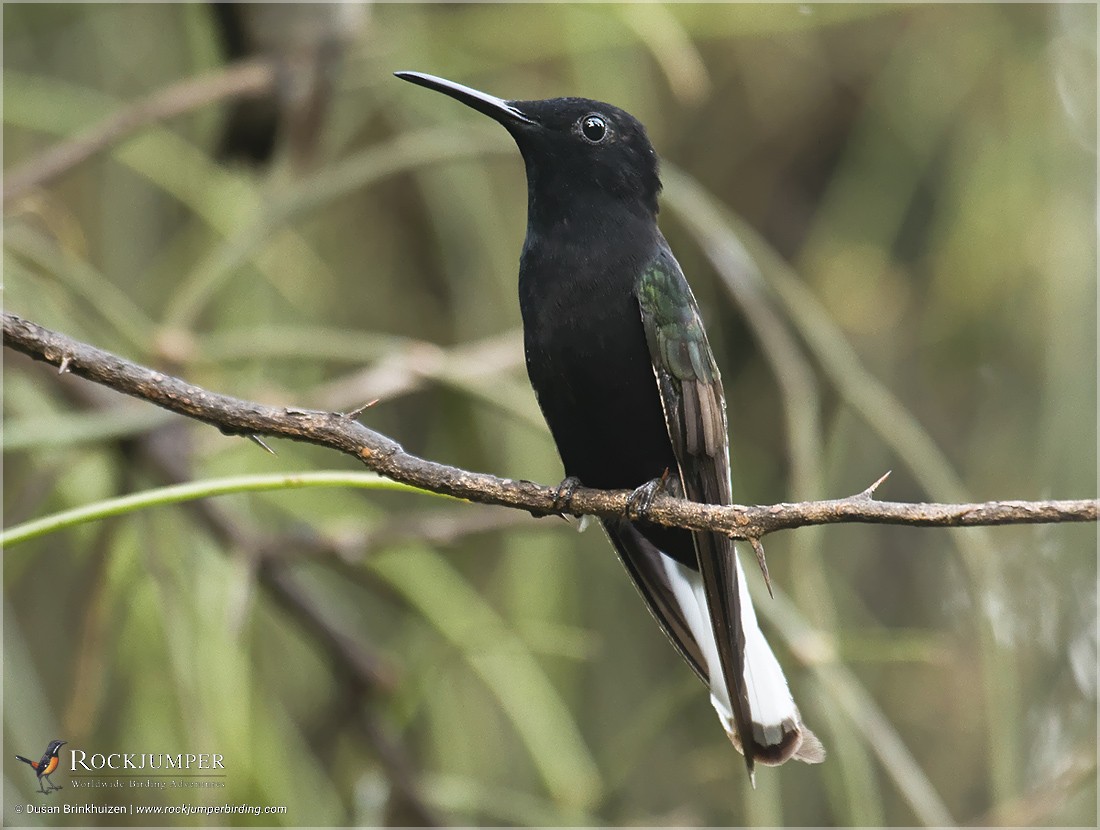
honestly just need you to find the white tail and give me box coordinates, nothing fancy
[660,545,824,765]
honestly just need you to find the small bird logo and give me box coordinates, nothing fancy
[15,740,66,794]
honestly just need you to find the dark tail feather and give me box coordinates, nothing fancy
[15,754,34,767]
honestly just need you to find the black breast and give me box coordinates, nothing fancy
[518,215,697,567]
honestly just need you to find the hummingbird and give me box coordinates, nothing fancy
[395,71,824,781]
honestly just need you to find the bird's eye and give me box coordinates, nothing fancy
[580,114,608,144]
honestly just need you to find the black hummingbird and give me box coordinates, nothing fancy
[15,739,66,794]
[395,71,824,780]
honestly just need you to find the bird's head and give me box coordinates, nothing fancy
[395,72,662,219]
[47,740,66,755]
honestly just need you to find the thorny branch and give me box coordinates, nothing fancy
[5,311,1097,538]
[39,359,442,825]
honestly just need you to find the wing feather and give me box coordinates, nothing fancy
[634,240,822,770]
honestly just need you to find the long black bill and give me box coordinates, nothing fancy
[394,71,534,126]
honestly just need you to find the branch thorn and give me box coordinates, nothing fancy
[58,355,72,375]
[248,434,277,455]
[344,399,380,420]
[858,470,892,500]
[748,537,774,598]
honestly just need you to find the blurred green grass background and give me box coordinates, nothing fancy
[3,3,1096,826]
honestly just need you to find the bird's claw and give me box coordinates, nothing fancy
[551,476,582,515]
[626,469,670,521]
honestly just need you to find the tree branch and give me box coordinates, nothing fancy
[5,311,1096,538]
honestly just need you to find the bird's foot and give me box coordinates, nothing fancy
[529,476,583,519]
[551,476,583,516]
[625,469,671,521]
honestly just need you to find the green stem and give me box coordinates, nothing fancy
[2,472,427,549]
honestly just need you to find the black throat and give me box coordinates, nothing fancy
[516,143,661,236]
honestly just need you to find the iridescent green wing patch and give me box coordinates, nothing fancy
[636,249,727,474]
